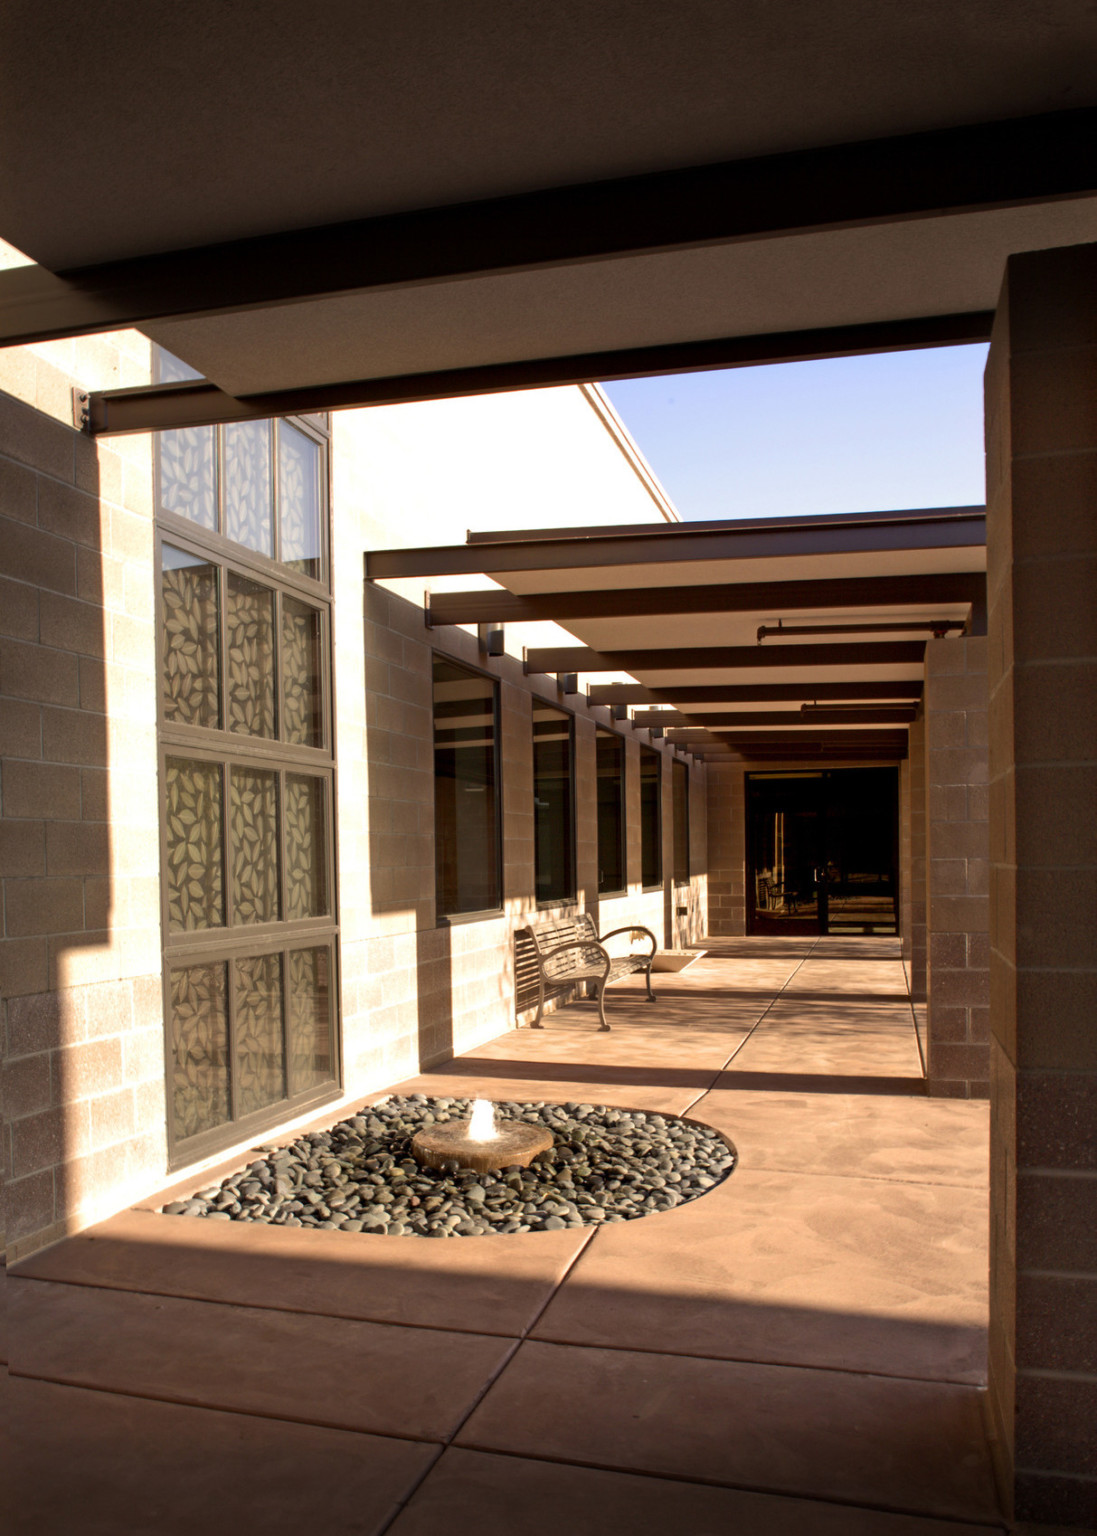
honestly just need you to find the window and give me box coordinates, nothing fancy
[640,747,662,888]
[596,728,626,894]
[673,759,690,883]
[433,658,501,917]
[533,700,575,904]
[155,352,337,1163]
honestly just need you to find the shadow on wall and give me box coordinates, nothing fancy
[2,392,109,1257]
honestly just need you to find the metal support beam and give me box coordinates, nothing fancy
[421,573,985,627]
[81,315,997,435]
[523,640,928,673]
[367,509,984,581]
[638,707,916,728]
[588,681,924,705]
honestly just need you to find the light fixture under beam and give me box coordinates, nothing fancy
[757,619,966,642]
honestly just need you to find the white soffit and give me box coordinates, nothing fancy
[488,544,986,595]
[144,200,1097,396]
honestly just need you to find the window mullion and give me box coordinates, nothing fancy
[222,761,235,927]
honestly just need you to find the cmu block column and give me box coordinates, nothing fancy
[985,242,1097,1530]
[705,761,746,935]
[924,638,990,1098]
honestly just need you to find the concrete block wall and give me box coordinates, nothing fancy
[705,761,747,935]
[924,637,991,1098]
[330,396,707,1109]
[1,307,166,1261]
[985,242,1097,1530]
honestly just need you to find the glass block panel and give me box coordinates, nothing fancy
[230,767,281,924]
[234,952,286,1118]
[288,946,334,1093]
[223,420,273,556]
[278,422,324,579]
[170,962,230,1141]
[285,773,328,919]
[226,572,276,738]
[161,545,221,729]
[165,758,224,931]
[158,428,217,530]
[282,596,323,747]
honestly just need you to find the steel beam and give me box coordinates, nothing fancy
[523,641,928,673]
[639,707,916,727]
[368,510,984,581]
[587,681,924,705]
[6,104,1095,348]
[422,572,985,627]
[82,314,996,436]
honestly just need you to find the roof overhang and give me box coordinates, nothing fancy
[3,5,1096,432]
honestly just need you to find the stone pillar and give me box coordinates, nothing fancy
[924,638,990,1098]
[908,707,928,1001]
[985,241,1097,1530]
[705,761,746,935]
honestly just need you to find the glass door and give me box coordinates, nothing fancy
[747,773,825,935]
[820,768,899,934]
[746,768,899,936]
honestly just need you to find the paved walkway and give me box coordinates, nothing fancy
[6,937,999,1534]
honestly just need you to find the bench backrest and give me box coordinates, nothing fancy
[514,913,600,1014]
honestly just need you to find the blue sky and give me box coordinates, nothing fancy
[601,344,989,522]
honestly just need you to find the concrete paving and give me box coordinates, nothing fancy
[7,935,1000,1534]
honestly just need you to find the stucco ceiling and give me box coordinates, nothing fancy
[2,2,1097,407]
[4,1,1097,269]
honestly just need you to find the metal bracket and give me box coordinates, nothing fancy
[478,623,504,657]
[72,388,91,433]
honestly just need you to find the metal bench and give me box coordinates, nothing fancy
[517,913,658,1031]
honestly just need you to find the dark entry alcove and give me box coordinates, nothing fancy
[746,767,899,936]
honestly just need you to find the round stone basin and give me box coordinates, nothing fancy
[411,1118,553,1175]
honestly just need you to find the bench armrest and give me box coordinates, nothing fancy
[598,925,658,957]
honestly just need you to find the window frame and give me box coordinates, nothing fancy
[154,381,340,1169]
[432,651,504,923]
[673,757,691,885]
[640,744,663,890]
[595,725,628,897]
[532,697,577,908]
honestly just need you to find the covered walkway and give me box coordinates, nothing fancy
[7,938,997,1534]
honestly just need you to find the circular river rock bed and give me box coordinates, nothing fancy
[161,1095,737,1237]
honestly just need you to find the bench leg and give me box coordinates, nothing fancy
[596,983,611,1031]
[645,967,656,1002]
[531,980,545,1029]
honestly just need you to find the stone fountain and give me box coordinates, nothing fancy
[411,1097,553,1176]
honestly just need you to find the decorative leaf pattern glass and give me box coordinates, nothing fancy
[282,596,323,747]
[285,773,328,919]
[159,427,217,530]
[161,546,221,729]
[234,953,286,1117]
[165,758,225,931]
[223,420,273,556]
[226,572,276,738]
[170,962,230,1141]
[288,947,333,1092]
[278,422,324,579]
[230,767,281,924]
